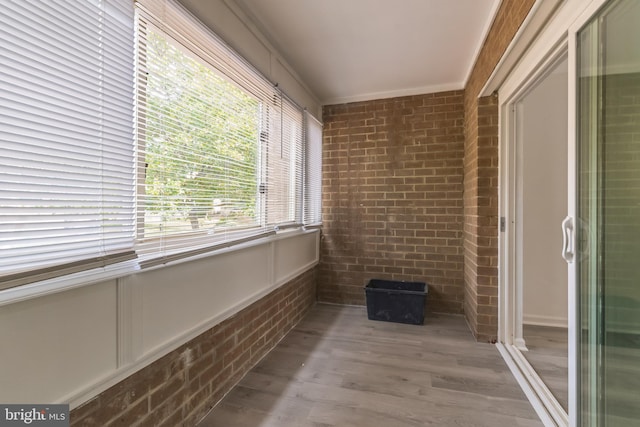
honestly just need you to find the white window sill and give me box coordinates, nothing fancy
[0,228,318,307]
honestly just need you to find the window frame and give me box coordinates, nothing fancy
[0,0,321,294]
[133,0,308,266]
[0,0,137,291]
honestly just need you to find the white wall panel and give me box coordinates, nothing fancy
[0,280,117,403]
[274,232,318,284]
[137,244,271,355]
[272,57,322,118]
[177,0,272,74]
[176,0,321,117]
[0,230,318,408]
[521,66,569,328]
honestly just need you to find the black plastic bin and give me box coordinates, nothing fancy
[364,279,428,325]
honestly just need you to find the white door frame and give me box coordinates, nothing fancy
[498,41,570,427]
[494,1,614,427]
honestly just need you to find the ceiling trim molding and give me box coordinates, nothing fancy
[480,0,565,97]
[322,82,464,106]
[463,0,503,88]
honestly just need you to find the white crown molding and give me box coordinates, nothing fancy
[322,82,464,106]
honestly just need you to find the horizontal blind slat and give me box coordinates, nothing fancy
[304,112,323,225]
[0,0,136,281]
[134,4,272,258]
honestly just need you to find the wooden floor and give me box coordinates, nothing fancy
[522,324,568,411]
[198,304,542,427]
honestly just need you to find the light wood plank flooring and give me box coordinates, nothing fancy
[198,304,542,427]
[522,324,568,411]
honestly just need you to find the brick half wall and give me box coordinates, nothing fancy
[70,267,317,427]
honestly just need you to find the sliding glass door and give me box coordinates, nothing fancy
[577,0,640,425]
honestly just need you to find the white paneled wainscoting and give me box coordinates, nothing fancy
[0,229,319,410]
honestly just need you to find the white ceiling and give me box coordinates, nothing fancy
[233,0,501,105]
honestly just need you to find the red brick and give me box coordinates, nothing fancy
[320,92,465,314]
[70,268,317,425]
[462,0,535,342]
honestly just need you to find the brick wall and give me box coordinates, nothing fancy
[319,93,465,314]
[463,0,535,341]
[318,2,535,340]
[70,267,317,427]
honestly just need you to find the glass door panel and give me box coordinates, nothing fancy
[577,0,640,425]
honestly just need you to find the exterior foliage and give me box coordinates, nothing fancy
[143,31,260,235]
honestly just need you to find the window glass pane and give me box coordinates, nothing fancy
[304,112,323,225]
[139,29,260,245]
[264,98,303,226]
[135,0,307,263]
[578,0,640,425]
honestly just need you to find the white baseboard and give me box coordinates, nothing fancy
[523,314,567,328]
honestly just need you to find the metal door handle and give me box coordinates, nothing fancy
[561,216,574,263]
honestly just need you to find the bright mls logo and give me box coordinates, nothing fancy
[0,405,69,426]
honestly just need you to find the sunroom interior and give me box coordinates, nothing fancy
[1,0,639,426]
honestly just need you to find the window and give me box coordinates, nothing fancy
[264,96,304,227]
[0,0,136,290]
[304,112,323,226]
[0,0,320,289]
[135,0,306,264]
[137,27,263,249]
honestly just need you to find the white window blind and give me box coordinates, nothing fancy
[264,94,304,228]
[0,0,136,290]
[135,0,305,266]
[304,112,323,226]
